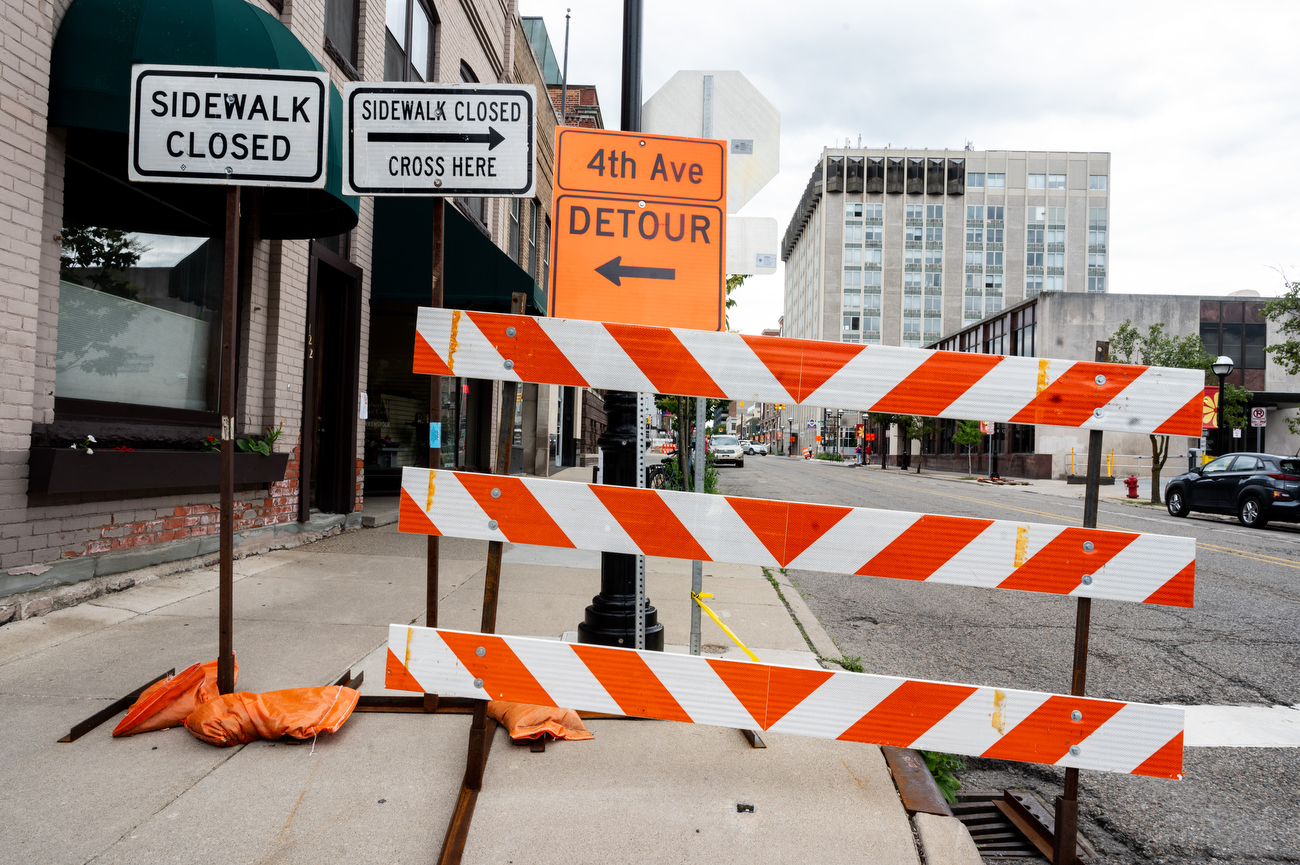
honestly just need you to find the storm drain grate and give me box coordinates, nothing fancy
[951,790,1092,860]
[951,792,1040,858]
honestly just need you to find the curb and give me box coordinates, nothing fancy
[770,569,841,661]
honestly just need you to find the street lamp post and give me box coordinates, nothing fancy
[1212,355,1234,457]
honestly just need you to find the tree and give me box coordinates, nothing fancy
[952,420,984,477]
[1263,280,1300,436]
[908,416,937,473]
[1109,320,1250,504]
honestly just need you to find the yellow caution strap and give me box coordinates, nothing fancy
[691,591,761,663]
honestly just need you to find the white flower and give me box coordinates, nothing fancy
[69,443,75,449]
[85,449,93,455]
[87,435,97,443]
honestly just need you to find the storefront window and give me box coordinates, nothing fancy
[56,226,221,411]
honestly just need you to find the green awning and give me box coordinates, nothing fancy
[49,0,357,239]
[371,198,546,315]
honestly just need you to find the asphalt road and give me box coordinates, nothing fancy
[715,455,1300,865]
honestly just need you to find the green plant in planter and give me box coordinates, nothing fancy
[236,423,283,457]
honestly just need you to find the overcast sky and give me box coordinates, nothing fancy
[523,0,1300,334]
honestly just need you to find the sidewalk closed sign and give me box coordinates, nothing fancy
[128,65,329,187]
[550,127,727,331]
[342,82,535,196]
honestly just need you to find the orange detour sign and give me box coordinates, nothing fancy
[550,127,727,331]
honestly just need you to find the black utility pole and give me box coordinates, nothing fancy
[576,0,663,651]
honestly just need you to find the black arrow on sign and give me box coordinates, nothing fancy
[595,257,676,286]
[367,127,506,150]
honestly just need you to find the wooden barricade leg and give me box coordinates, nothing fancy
[437,292,525,865]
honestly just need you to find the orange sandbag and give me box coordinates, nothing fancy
[184,686,360,746]
[113,657,238,737]
[487,701,593,741]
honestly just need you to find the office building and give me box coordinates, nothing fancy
[781,148,1112,349]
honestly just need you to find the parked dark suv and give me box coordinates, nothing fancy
[1165,452,1300,528]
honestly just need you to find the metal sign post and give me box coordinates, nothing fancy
[689,396,706,655]
[1052,340,1109,865]
[635,392,647,651]
[128,63,330,696]
[342,82,536,197]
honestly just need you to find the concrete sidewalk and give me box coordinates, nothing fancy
[0,474,979,864]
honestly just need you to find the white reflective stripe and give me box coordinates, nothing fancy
[1060,703,1185,776]
[394,625,483,694]
[538,318,655,393]
[927,521,1065,589]
[450,313,521,382]
[943,356,1061,422]
[806,344,923,409]
[910,687,1051,755]
[638,651,758,729]
[1101,366,1198,433]
[523,479,640,555]
[416,306,453,363]
[502,637,623,715]
[673,329,789,405]
[1081,534,1192,603]
[657,491,778,568]
[406,468,499,540]
[786,508,915,574]
[766,672,901,740]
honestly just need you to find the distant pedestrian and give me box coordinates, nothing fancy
[865,443,873,465]
[855,445,862,464]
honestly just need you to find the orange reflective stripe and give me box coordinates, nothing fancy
[603,322,725,397]
[739,334,803,401]
[456,474,575,548]
[1154,391,1203,436]
[412,330,453,376]
[1010,362,1138,427]
[858,515,993,581]
[1132,731,1184,779]
[763,666,834,730]
[871,352,1003,416]
[588,485,711,560]
[384,647,425,693]
[796,340,866,402]
[981,695,1124,765]
[723,497,789,563]
[998,526,1137,595]
[1143,560,1195,608]
[571,644,692,723]
[438,632,555,707]
[467,312,589,387]
[706,659,770,729]
[838,680,978,747]
[399,487,441,535]
[782,502,854,566]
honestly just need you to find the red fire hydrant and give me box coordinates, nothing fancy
[1124,474,1139,498]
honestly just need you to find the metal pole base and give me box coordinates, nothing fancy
[578,553,664,650]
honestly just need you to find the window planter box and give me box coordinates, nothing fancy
[27,448,289,495]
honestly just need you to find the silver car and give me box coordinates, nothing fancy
[710,435,745,467]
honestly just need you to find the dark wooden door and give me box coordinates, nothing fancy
[301,243,363,519]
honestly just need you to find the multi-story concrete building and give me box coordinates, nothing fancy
[775,147,1111,454]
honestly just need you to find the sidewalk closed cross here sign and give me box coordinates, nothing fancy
[550,128,726,331]
[342,82,535,196]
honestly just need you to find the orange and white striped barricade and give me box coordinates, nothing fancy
[386,625,1185,780]
[397,467,1195,608]
[413,308,1204,436]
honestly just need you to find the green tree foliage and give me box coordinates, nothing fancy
[952,420,985,476]
[59,224,146,299]
[1110,320,1250,503]
[1263,280,1300,435]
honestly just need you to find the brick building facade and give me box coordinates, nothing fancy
[0,0,567,624]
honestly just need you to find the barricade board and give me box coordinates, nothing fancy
[397,467,1196,607]
[387,625,1185,779]
[412,308,1204,436]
